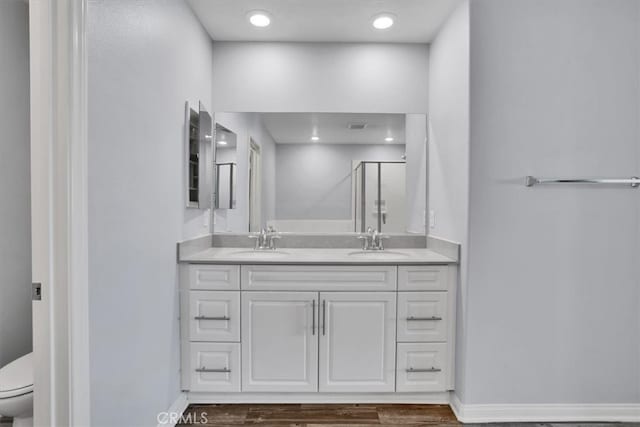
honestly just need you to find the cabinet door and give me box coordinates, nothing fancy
[397,292,448,342]
[189,343,240,392]
[189,291,240,342]
[189,265,240,290]
[319,292,396,392]
[241,292,318,392]
[396,343,447,392]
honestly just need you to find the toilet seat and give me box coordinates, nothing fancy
[0,353,33,400]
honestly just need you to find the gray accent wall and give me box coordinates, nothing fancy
[87,0,214,425]
[275,143,406,220]
[464,0,640,405]
[0,0,31,368]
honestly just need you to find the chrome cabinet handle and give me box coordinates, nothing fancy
[194,315,230,321]
[406,316,442,321]
[312,300,316,335]
[196,367,231,373]
[406,367,441,373]
[322,300,326,336]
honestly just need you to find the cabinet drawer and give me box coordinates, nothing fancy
[189,343,240,392]
[188,264,239,290]
[396,343,447,392]
[189,291,240,342]
[398,266,449,291]
[397,292,447,342]
[242,265,396,291]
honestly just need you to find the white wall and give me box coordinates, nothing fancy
[463,0,640,405]
[87,0,213,424]
[428,2,470,245]
[0,0,31,368]
[275,144,406,221]
[213,112,276,232]
[211,42,429,113]
[425,0,470,399]
[405,114,428,234]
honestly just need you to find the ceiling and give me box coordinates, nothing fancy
[187,0,462,43]
[261,113,405,145]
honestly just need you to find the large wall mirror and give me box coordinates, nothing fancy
[212,112,427,235]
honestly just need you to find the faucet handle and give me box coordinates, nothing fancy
[248,234,260,250]
[357,234,369,250]
[376,234,389,250]
[268,234,282,250]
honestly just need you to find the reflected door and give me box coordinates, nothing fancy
[380,162,407,233]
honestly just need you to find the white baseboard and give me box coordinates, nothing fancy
[188,391,450,405]
[156,392,189,427]
[450,393,640,423]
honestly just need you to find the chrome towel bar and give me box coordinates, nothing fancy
[525,176,640,188]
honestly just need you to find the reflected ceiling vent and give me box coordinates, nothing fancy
[347,123,368,130]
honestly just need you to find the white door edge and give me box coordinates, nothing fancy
[29,0,91,425]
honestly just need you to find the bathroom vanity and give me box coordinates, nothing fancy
[178,109,458,403]
[178,246,458,403]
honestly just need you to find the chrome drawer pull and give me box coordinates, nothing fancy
[195,366,231,373]
[194,315,230,321]
[406,367,441,373]
[406,316,442,321]
[322,300,326,336]
[312,300,316,335]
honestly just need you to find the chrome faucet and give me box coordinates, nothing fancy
[358,227,388,251]
[249,226,281,250]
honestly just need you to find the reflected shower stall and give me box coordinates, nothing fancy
[353,161,406,233]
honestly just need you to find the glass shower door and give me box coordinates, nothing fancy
[354,161,407,233]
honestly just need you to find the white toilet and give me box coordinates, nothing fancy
[0,353,33,427]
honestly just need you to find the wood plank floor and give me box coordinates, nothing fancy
[177,404,460,426]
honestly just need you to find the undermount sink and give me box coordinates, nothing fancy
[230,249,290,258]
[347,250,411,260]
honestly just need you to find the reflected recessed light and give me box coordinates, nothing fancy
[372,13,395,30]
[248,10,271,27]
[311,136,320,142]
[217,140,228,146]
[385,137,394,142]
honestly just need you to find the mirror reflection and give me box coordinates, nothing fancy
[213,113,427,235]
[214,124,237,210]
[186,101,212,209]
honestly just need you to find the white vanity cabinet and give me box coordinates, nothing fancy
[180,261,457,401]
[396,265,455,392]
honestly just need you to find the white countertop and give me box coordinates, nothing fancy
[180,247,457,265]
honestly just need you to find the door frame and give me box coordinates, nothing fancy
[29,0,90,425]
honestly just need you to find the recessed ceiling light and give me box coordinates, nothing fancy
[385,137,394,142]
[217,140,228,146]
[311,136,320,142]
[248,10,271,27]
[372,13,395,30]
